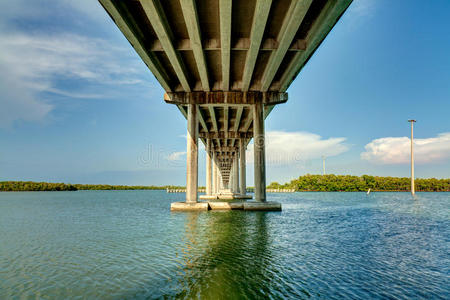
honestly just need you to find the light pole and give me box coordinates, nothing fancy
[408,119,416,195]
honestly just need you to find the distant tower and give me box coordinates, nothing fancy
[408,120,416,195]
[322,155,326,175]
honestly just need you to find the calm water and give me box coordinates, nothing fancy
[0,191,449,299]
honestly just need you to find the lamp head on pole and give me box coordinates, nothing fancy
[408,119,416,123]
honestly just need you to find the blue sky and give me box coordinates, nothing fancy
[0,0,449,185]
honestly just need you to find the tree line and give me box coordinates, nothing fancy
[0,181,184,192]
[1,175,449,192]
[267,174,450,192]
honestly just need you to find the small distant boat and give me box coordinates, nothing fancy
[367,188,371,195]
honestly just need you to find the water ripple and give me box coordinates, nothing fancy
[0,191,449,299]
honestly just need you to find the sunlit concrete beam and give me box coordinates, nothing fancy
[209,106,218,132]
[180,0,210,91]
[241,0,272,91]
[234,106,243,132]
[219,0,232,90]
[141,0,191,92]
[261,0,313,91]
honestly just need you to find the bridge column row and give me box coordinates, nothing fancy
[184,103,266,203]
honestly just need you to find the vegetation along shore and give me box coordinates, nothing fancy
[1,175,449,192]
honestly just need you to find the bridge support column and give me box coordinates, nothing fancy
[171,104,209,211]
[212,152,217,194]
[253,102,266,202]
[186,103,198,203]
[233,154,239,194]
[239,139,246,195]
[206,139,212,195]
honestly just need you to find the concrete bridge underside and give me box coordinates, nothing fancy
[99,0,352,210]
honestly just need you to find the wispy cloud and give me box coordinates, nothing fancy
[247,131,349,165]
[166,151,186,161]
[0,32,147,128]
[0,0,153,128]
[361,133,450,164]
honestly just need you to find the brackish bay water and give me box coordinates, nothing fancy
[0,191,449,299]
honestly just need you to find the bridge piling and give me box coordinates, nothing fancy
[205,139,212,195]
[253,102,266,202]
[186,103,198,203]
[239,139,247,195]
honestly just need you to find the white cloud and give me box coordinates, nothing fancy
[0,0,154,128]
[166,151,186,161]
[0,32,146,128]
[361,133,450,164]
[247,131,349,165]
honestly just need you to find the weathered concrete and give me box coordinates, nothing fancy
[253,102,266,202]
[170,202,209,211]
[199,195,218,200]
[243,201,281,211]
[234,194,253,200]
[233,154,239,194]
[186,103,198,203]
[208,201,244,210]
[205,139,212,195]
[239,138,246,195]
[212,152,218,194]
[171,200,281,211]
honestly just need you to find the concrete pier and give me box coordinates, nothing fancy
[171,201,281,211]
[253,102,266,202]
[239,139,246,196]
[186,103,198,203]
[233,154,239,194]
[206,139,212,195]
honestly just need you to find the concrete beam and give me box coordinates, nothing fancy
[234,106,243,132]
[209,106,218,132]
[213,146,238,153]
[280,0,352,92]
[242,106,254,132]
[242,0,272,91]
[140,0,191,92]
[224,106,229,133]
[99,0,171,92]
[200,132,253,139]
[180,0,210,91]
[150,37,306,52]
[261,0,313,91]
[164,91,287,105]
[219,0,232,90]
[177,104,187,119]
[197,106,208,132]
[264,104,275,119]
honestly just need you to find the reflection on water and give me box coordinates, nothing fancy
[176,212,274,299]
[0,191,448,299]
